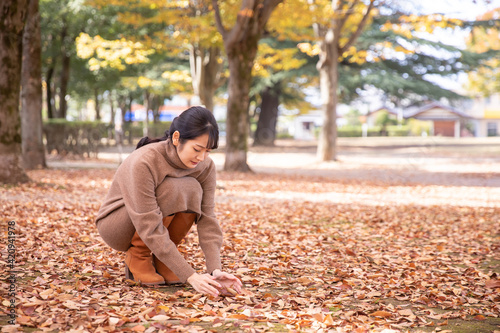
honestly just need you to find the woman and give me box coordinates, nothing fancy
[95,106,242,297]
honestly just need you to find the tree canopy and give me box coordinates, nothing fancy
[465,7,500,97]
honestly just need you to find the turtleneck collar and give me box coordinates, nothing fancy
[164,138,190,170]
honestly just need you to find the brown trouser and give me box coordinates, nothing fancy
[96,177,201,252]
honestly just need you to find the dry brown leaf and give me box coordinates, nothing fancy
[485,279,500,288]
[370,311,393,318]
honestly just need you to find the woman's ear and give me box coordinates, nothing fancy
[172,131,180,146]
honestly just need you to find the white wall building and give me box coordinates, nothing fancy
[466,94,500,137]
[292,112,323,140]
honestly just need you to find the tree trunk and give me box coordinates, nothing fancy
[200,47,221,112]
[58,23,70,119]
[212,0,282,171]
[224,42,257,171]
[152,94,160,123]
[95,88,101,120]
[46,65,55,118]
[314,0,374,161]
[21,0,46,169]
[253,84,281,146]
[143,90,150,137]
[0,0,30,183]
[117,94,128,124]
[127,93,133,123]
[190,46,221,112]
[189,45,202,102]
[108,91,115,126]
[316,28,339,161]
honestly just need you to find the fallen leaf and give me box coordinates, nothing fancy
[485,279,500,288]
[131,325,146,331]
[370,311,392,318]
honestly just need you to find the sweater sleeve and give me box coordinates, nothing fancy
[196,159,223,274]
[118,155,196,282]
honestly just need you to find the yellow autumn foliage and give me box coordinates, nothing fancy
[253,43,307,77]
[76,33,154,71]
[466,7,500,97]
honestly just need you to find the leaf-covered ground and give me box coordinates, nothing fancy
[1,164,499,332]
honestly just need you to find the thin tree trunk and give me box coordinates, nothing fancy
[315,0,374,161]
[58,23,70,119]
[189,45,202,101]
[46,65,55,118]
[316,28,339,161]
[200,47,221,111]
[127,93,133,123]
[152,94,160,123]
[143,90,150,137]
[109,91,115,126]
[253,84,281,146]
[190,46,221,112]
[0,0,30,183]
[21,0,46,169]
[95,88,101,120]
[117,94,127,124]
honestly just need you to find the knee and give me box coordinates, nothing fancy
[96,214,134,252]
[157,177,202,205]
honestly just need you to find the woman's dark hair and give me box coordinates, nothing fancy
[135,106,219,150]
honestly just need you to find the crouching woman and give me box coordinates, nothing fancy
[95,106,241,297]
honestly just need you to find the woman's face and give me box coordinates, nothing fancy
[173,132,211,168]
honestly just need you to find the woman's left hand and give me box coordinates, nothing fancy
[212,269,243,295]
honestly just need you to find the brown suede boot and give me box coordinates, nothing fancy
[154,256,181,284]
[153,213,195,284]
[125,232,165,285]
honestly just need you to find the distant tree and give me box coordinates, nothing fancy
[22,0,47,169]
[375,110,397,135]
[251,39,315,146]
[294,1,498,160]
[40,0,97,119]
[313,0,376,161]
[344,109,362,127]
[0,0,30,183]
[87,0,224,112]
[254,84,281,146]
[349,12,498,107]
[466,7,500,97]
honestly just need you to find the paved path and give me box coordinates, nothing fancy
[46,138,500,208]
[48,137,500,188]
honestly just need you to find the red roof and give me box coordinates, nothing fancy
[130,104,187,115]
[159,105,186,115]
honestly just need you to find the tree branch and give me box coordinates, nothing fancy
[212,0,227,39]
[336,0,357,32]
[223,0,256,47]
[339,0,375,54]
[258,0,283,31]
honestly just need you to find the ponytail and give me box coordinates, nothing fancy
[135,106,218,150]
[135,132,169,150]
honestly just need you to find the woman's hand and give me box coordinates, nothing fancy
[212,269,243,295]
[186,273,221,297]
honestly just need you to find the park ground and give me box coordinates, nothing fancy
[1,137,499,332]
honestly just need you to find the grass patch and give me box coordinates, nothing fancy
[410,317,500,333]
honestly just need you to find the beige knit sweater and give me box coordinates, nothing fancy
[95,139,223,282]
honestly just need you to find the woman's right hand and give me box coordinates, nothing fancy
[186,273,222,297]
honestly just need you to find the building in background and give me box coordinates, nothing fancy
[364,107,401,127]
[404,102,473,138]
[466,94,500,137]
